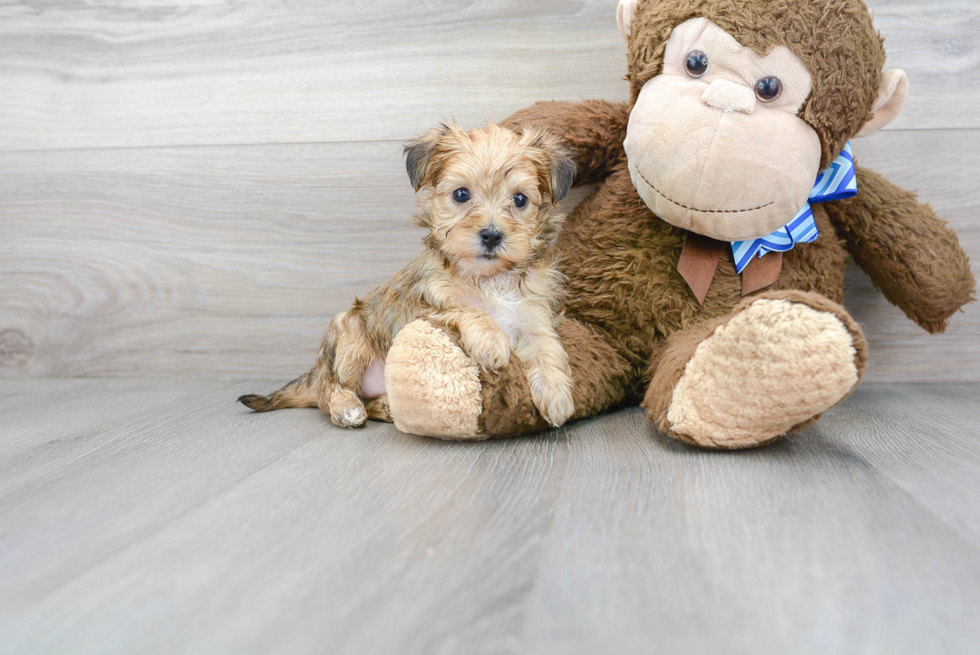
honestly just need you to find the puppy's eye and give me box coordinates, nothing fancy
[755,76,782,102]
[513,193,528,208]
[685,50,709,78]
[453,188,470,203]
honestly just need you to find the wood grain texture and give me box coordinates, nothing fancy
[0,140,422,378]
[522,393,980,655]
[0,379,979,653]
[0,379,570,654]
[0,0,977,151]
[0,0,629,151]
[822,384,980,546]
[0,130,976,381]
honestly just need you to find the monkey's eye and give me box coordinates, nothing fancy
[755,76,782,102]
[685,50,709,78]
[453,188,471,203]
[513,193,528,208]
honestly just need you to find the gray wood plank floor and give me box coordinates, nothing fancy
[1,380,979,654]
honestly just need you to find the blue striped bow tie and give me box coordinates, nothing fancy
[731,143,858,274]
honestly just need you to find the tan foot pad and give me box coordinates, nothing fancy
[385,320,484,440]
[667,299,860,449]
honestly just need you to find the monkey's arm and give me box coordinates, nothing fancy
[500,100,630,185]
[825,166,975,334]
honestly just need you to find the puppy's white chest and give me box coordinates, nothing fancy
[485,286,526,342]
[464,276,528,342]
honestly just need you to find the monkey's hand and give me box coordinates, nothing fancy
[500,100,630,187]
[826,166,975,334]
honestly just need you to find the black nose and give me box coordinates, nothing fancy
[479,227,503,251]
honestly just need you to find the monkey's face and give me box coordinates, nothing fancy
[624,18,822,241]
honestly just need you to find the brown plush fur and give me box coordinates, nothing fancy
[479,317,635,438]
[826,168,975,333]
[643,289,870,448]
[240,123,578,428]
[436,0,973,445]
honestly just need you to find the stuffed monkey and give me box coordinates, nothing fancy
[383,0,975,448]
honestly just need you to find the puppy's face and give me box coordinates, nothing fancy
[405,123,575,276]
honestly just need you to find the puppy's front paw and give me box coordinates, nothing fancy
[462,327,511,371]
[531,374,575,428]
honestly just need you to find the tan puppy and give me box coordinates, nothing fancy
[239,122,577,429]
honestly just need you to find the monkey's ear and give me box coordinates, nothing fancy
[404,124,452,191]
[617,0,639,45]
[855,69,909,138]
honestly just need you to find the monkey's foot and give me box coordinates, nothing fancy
[654,291,868,449]
[385,319,486,440]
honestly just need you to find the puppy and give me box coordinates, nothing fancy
[239,122,577,429]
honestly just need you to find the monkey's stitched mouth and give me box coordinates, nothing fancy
[637,169,775,214]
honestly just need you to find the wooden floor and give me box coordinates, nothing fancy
[1,380,978,654]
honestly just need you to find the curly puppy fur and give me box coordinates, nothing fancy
[239,123,578,428]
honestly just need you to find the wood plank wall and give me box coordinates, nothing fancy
[0,0,977,382]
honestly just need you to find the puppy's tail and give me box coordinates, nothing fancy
[238,367,320,412]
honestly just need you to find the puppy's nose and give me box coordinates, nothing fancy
[479,227,503,251]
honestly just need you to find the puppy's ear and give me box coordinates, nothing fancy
[519,125,576,203]
[404,123,455,192]
[547,144,576,203]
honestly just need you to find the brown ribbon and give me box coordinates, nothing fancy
[677,232,783,306]
[741,250,783,296]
